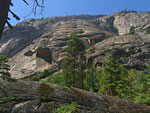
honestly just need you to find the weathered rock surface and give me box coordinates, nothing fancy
[0,77,150,113]
[97,11,150,35]
[1,12,150,78]
[113,12,150,35]
[3,15,112,78]
[0,15,104,56]
[87,34,150,72]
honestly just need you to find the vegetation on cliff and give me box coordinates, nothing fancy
[41,33,150,106]
[61,33,86,88]
[0,54,10,79]
[0,32,150,113]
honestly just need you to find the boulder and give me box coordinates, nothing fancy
[0,77,150,113]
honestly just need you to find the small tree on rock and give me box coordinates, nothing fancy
[0,54,10,79]
[145,27,150,34]
[129,26,135,34]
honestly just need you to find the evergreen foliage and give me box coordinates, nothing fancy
[44,73,65,86]
[129,26,135,34]
[43,54,150,105]
[52,102,78,113]
[84,62,98,91]
[145,26,150,34]
[0,54,10,78]
[61,32,86,88]
[38,32,150,106]
[98,56,130,98]
[130,67,150,105]
[77,52,86,88]
[61,57,75,87]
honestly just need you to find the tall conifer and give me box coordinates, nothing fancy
[62,33,86,88]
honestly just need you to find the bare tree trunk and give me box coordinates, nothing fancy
[81,66,84,89]
[0,0,11,38]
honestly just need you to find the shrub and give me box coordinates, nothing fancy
[43,73,66,86]
[0,96,15,103]
[52,102,78,113]
[145,27,150,34]
[129,26,135,34]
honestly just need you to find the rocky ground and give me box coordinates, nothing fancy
[0,77,150,113]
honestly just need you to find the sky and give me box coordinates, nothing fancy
[10,0,150,25]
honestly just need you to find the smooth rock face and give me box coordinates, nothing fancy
[0,77,150,113]
[97,11,150,35]
[0,12,150,78]
[113,12,150,35]
[2,15,112,78]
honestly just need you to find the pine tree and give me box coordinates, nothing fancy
[132,65,150,105]
[77,47,86,89]
[62,33,86,88]
[98,55,130,98]
[84,62,98,91]
[0,54,10,78]
[61,57,73,86]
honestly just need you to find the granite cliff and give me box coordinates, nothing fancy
[0,11,150,113]
[1,11,150,79]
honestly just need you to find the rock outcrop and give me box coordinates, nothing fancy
[113,12,150,35]
[3,15,112,78]
[87,34,150,72]
[0,12,150,78]
[97,11,150,35]
[0,77,150,113]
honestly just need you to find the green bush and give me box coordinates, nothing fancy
[0,96,15,103]
[129,26,135,34]
[52,102,78,113]
[145,27,150,34]
[43,73,66,86]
